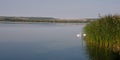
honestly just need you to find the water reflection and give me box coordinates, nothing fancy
[86,43,120,60]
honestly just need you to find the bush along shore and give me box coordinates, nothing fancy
[84,15,120,54]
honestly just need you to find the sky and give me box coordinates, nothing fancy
[0,0,120,18]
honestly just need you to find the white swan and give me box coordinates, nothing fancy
[83,33,86,37]
[76,33,81,37]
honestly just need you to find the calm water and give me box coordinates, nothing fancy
[0,23,89,60]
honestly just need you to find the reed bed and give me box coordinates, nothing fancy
[84,15,120,53]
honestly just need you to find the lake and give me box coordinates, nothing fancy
[0,23,89,60]
[1,23,120,60]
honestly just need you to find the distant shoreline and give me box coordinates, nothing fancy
[0,16,96,23]
[0,20,89,23]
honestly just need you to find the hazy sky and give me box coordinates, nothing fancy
[0,0,120,18]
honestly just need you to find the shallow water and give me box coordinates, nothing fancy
[0,23,89,60]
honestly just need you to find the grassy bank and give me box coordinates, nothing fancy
[84,15,120,53]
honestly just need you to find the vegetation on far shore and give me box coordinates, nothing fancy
[0,16,95,23]
[84,14,120,53]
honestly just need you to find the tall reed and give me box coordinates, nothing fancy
[84,15,120,52]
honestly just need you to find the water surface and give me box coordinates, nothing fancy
[0,23,89,60]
